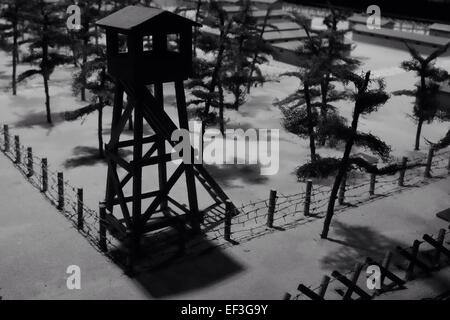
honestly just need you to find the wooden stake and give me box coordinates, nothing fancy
[304,179,312,216]
[41,158,48,192]
[27,147,33,177]
[398,157,408,186]
[14,135,20,163]
[224,200,232,242]
[424,148,434,178]
[267,189,277,228]
[57,172,64,211]
[77,188,84,230]
[369,173,376,196]
[3,124,9,152]
[99,201,107,252]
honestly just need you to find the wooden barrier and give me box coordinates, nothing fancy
[331,270,371,300]
[397,240,432,280]
[267,189,277,228]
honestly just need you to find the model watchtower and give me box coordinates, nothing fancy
[96,6,234,258]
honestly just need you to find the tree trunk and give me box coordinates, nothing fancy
[218,81,225,135]
[247,8,270,94]
[42,41,52,124]
[204,20,231,115]
[43,72,52,124]
[319,79,329,146]
[98,104,104,158]
[193,0,202,57]
[415,73,427,151]
[81,35,88,101]
[304,83,316,162]
[12,17,18,96]
[415,118,423,151]
[321,106,361,239]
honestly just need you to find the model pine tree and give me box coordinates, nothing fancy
[223,0,271,109]
[290,8,360,146]
[66,44,114,158]
[393,42,450,150]
[18,0,72,124]
[320,70,391,238]
[0,0,29,95]
[186,0,234,134]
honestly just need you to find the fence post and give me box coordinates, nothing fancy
[304,179,312,216]
[3,124,9,152]
[41,158,48,192]
[338,173,347,205]
[224,200,232,242]
[432,229,446,267]
[369,173,376,196]
[77,188,84,230]
[398,157,408,187]
[99,201,107,252]
[26,147,33,177]
[267,189,277,228]
[424,148,434,178]
[57,172,64,211]
[14,135,20,163]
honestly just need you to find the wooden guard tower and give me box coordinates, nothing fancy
[96,6,234,253]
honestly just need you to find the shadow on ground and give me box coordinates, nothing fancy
[321,221,406,271]
[63,146,132,169]
[14,110,66,129]
[205,163,268,188]
[108,228,243,298]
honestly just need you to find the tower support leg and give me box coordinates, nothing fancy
[132,93,144,256]
[105,83,124,212]
[175,80,200,233]
[155,82,168,214]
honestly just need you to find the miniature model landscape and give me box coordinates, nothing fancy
[0,0,449,300]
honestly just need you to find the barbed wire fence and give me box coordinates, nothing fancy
[1,124,450,270]
[285,226,450,300]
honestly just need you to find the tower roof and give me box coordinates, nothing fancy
[96,6,201,33]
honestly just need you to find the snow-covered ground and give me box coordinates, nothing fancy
[0,36,449,209]
[1,3,450,300]
[1,149,449,299]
